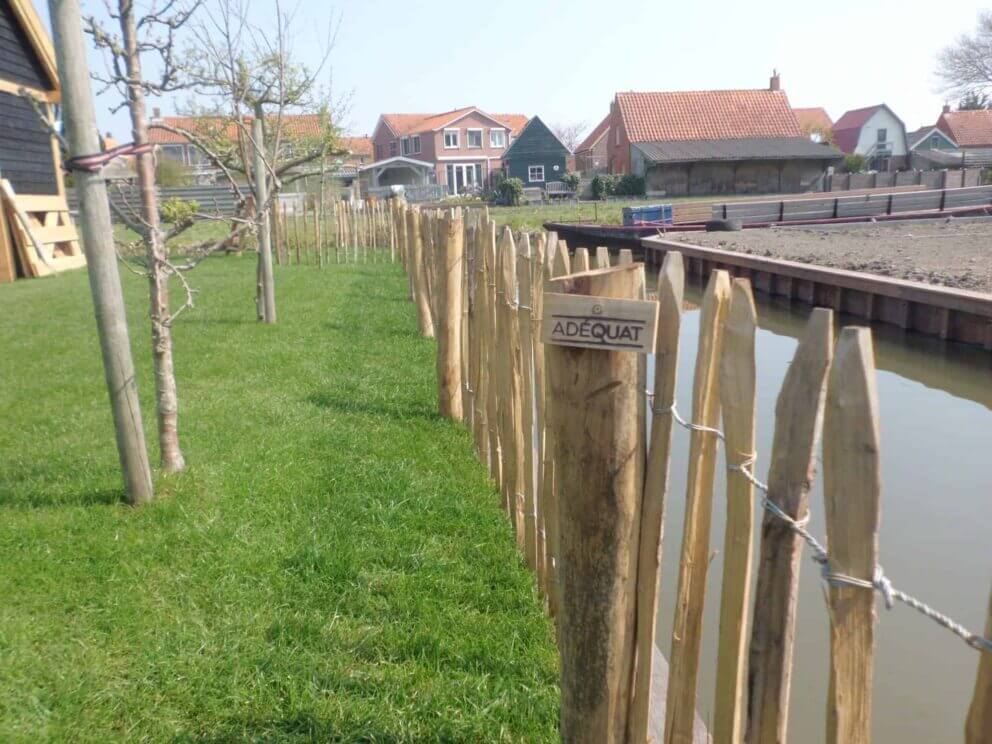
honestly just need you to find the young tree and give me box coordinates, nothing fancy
[86,0,206,473]
[48,0,154,503]
[552,120,588,152]
[958,90,991,110]
[179,0,348,318]
[937,12,992,98]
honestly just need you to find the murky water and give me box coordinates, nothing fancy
[647,276,992,742]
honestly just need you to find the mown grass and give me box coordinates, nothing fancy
[0,258,558,741]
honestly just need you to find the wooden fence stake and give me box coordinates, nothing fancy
[746,307,834,744]
[713,278,758,744]
[627,251,685,744]
[664,269,732,744]
[437,211,464,420]
[596,245,610,268]
[967,591,992,744]
[574,246,590,272]
[496,227,526,546]
[546,263,648,743]
[483,218,502,488]
[530,232,548,596]
[407,208,434,338]
[824,327,880,744]
[517,232,538,575]
[619,248,633,266]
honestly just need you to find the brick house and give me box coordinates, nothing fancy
[604,74,842,195]
[371,107,528,194]
[936,106,992,149]
[574,114,610,174]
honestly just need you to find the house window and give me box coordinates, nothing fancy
[930,134,940,149]
[877,128,887,144]
[466,128,483,148]
[389,141,398,156]
[411,134,421,154]
[528,165,545,183]
[161,144,185,162]
[401,137,410,156]
[490,129,505,148]
[615,127,620,145]
[444,129,459,149]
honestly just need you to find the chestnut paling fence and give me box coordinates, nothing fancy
[271,196,397,266]
[386,199,992,744]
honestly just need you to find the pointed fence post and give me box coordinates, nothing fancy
[823,327,881,744]
[483,217,502,488]
[517,232,538,575]
[713,278,758,744]
[531,232,549,595]
[596,245,610,268]
[746,308,834,744]
[436,211,464,420]
[546,263,649,743]
[407,208,434,338]
[574,246,590,271]
[664,270,732,744]
[627,251,685,743]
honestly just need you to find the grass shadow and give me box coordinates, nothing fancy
[0,485,125,510]
[308,392,441,422]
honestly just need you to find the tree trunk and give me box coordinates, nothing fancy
[119,0,185,472]
[252,110,277,323]
[49,0,154,503]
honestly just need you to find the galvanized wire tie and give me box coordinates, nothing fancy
[646,389,992,654]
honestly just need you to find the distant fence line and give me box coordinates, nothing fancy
[711,183,992,223]
[824,167,982,192]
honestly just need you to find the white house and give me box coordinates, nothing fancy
[832,104,909,171]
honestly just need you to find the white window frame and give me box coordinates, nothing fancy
[389,141,398,156]
[411,134,421,154]
[528,164,545,183]
[401,136,410,156]
[443,129,460,149]
[466,128,483,149]
[489,129,505,148]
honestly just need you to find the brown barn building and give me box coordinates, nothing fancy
[604,74,842,196]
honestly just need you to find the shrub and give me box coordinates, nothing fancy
[562,171,581,193]
[160,197,199,224]
[842,154,866,174]
[155,156,192,187]
[614,174,646,196]
[591,174,618,200]
[499,177,524,206]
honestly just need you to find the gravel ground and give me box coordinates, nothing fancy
[668,216,992,294]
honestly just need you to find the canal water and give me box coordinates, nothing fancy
[647,276,992,742]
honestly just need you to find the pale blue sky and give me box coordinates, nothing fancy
[39,0,985,141]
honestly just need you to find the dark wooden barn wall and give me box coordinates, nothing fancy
[0,0,50,90]
[0,91,58,194]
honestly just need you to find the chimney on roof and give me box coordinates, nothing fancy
[769,69,781,91]
[152,107,161,119]
[942,103,952,114]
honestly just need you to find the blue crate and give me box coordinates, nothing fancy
[622,204,673,226]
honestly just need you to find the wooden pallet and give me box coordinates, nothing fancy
[0,179,85,278]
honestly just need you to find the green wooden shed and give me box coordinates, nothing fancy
[502,116,570,187]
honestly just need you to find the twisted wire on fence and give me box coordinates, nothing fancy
[646,391,992,654]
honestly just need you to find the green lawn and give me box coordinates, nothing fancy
[0,258,558,741]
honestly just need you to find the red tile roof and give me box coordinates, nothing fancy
[937,110,992,147]
[615,89,802,143]
[148,115,369,156]
[575,114,610,153]
[380,108,528,136]
[793,107,833,133]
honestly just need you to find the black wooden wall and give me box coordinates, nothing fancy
[0,91,58,195]
[0,0,50,90]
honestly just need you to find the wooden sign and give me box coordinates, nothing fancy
[541,292,658,353]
